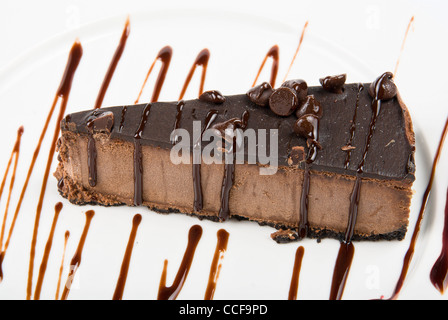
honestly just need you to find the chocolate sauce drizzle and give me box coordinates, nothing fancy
[133,103,152,206]
[204,229,229,300]
[60,210,95,300]
[0,126,24,280]
[113,214,142,300]
[94,17,130,109]
[193,110,219,212]
[344,84,364,169]
[135,46,173,104]
[430,187,448,294]
[394,16,415,78]
[171,100,185,145]
[252,45,279,88]
[55,231,70,300]
[330,72,392,300]
[179,49,210,100]
[288,246,305,300]
[283,21,309,82]
[26,41,83,300]
[297,116,322,239]
[217,111,250,221]
[158,225,202,300]
[34,202,63,300]
[387,116,448,299]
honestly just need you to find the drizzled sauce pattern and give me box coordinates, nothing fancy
[0,16,442,302]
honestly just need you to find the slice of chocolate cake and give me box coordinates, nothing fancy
[54,72,415,242]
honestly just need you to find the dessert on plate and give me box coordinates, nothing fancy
[55,72,415,243]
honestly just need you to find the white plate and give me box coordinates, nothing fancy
[0,7,445,300]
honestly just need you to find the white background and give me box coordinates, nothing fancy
[0,0,447,300]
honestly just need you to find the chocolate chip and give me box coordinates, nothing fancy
[246,82,274,107]
[199,90,226,104]
[281,79,308,101]
[319,74,346,93]
[293,114,319,141]
[295,95,323,119]
[270,229,299,243]
[86,110,114,133]
[368,72,397,100]
[288,146,306,166]
[269,87,299,117]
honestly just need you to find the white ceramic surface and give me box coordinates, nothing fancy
[0,1,447,300]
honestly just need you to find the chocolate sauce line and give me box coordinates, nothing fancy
[430,187,448,294]
[394,16,415,78]
[204,229,229,300]
[252,45,279,88]
[1,44,82,277]
[94,16,131,109]
[344,84,364,169]
[135,46,173,104]
[0,127,24,280]
[113,214,142,300]
[218,111,250,222]
[288,246,305,300]
[60,210,95,300]
[33,202,63,300]
[298,163,311,239]
[297,124,321,239]
[282,21,309,82]
[55,231,70,300]
[158,225,202,300]
[193,110,219,212]
[133,103,152,206]
[387,116,448,300]
[330,73,389,300]
[26,41,83,300]
[179,49,210,100]
[171,100,185,145]
[85,18,131,187]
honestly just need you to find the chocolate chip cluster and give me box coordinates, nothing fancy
[246,79,324,162]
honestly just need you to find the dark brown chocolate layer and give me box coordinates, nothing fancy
[62,83,415,183]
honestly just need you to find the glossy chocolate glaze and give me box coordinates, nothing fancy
[62,83,415,184]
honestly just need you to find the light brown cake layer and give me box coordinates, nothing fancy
[55,131,412,241]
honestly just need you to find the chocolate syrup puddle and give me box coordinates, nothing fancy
[113,214,142,300]
[135,46,173,104]
[394,16,415,78]
[133,103,152,206]
[158,225,202,300]
[204,229,229,300]
[283,21,309,82]
[330,72,391,300]
[430,187,448,294]
[193,110,219,212]
[60,210,95,300]
[179,49,210,100]
[386,116,448,300]
[252,45,279,88]
[288,246,305,300]
[94,17,130,109]
[344,84,364,169]
[217,111,250,221]
[55,231,70,300]
[34,203,63,300]
[0,126,24,280]
[26,41,83,300]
